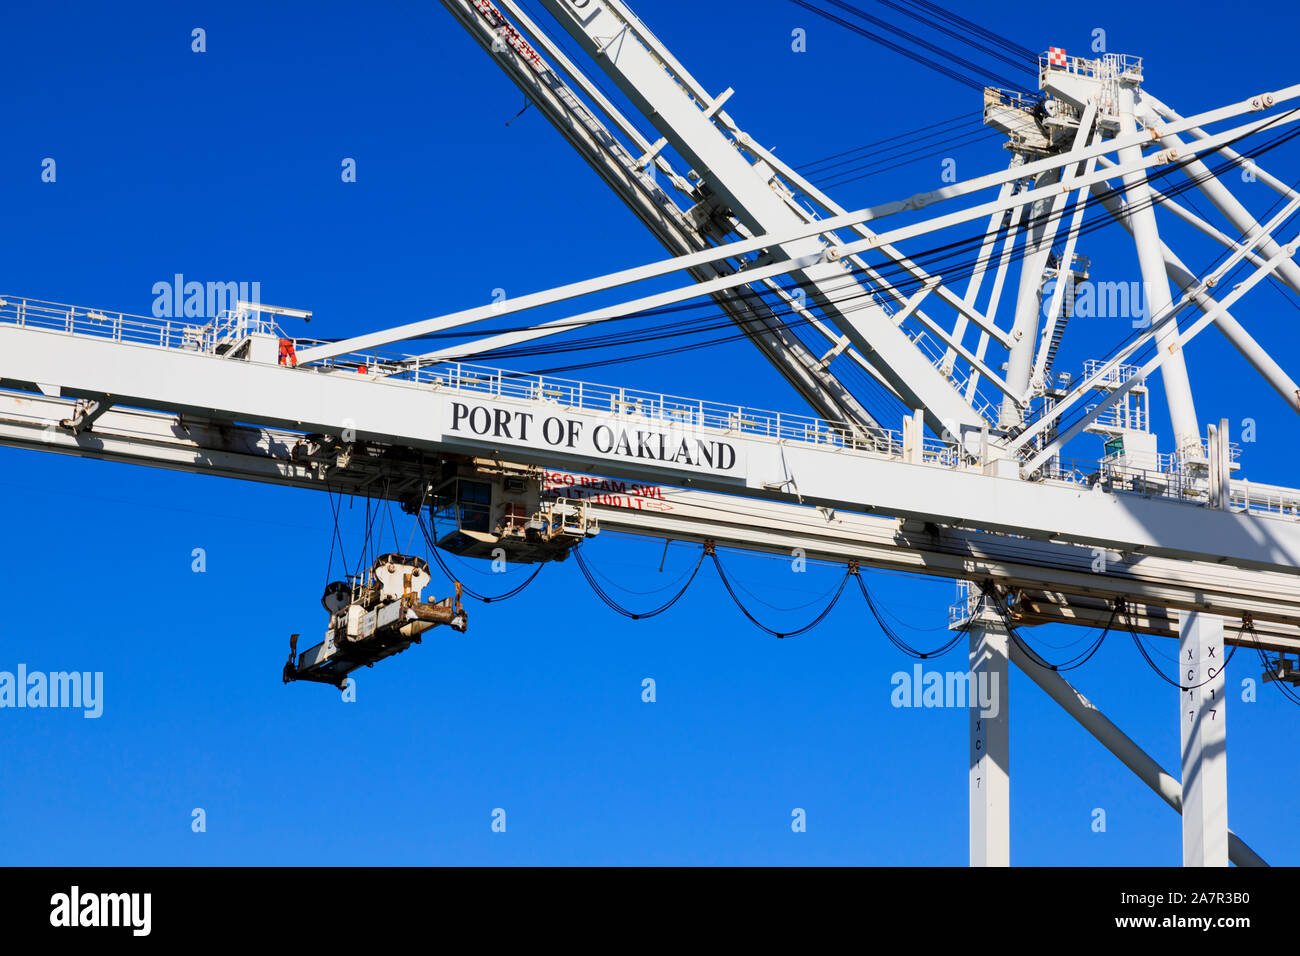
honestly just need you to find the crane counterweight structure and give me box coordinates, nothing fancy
[3,0,1300,866]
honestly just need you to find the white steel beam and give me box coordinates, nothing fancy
[437,0,885,435]
[1178,610,1229,867]
[756,277,905,401]
[716,124,1014,352]
[904,290,1017,398]
[969,611,1010,866]
[293,95,1300,388]
[384,102,1300,430]
[9,388,1300,644]
[1147,94,1300,204]
[530,0,988,436]
[1088,184,1300,413]
[1030,133,1101,394]
[1117,82,1200,457]
[1011,198,1300,468]
[967,183,1031,401]
[14,312,1300,578]
[1011,591,1299,648]
[945,167,1022,375]
[489,0,681,182]
[1099,156,1275,268]
[1022,228,1300,472]
[1138,93,1300,298]
[1002,103,1098,425]
[1007,638,1264,866]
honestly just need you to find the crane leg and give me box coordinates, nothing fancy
[1179,610,1229,866]
[970,612,1010,867]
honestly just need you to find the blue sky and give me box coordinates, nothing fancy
[2,0,1298,865]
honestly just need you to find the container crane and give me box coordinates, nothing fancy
[3,0,1300,867]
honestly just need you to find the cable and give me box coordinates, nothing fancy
[797,110,983,173]
[817,126,1006,189]
[324,484,350,585]
[1239,620,1300,706]
[418,512,544,603]
[1124,606,1239,692]
[385,490,400,554]
[351,493,382,580]
[861,0,1036,74]
[857,572,970,658]
[573,543,704,619]
[583,552,718,597]
[898,0,1035,61]
[709,549,850,638]
[970,582,1117,671]
[511,117,1300,377]
[1038,138,1300,445]
[722,564,854,612]
[788,0,1032,94]
[1016,598,1110,671]
[404,482,431,554]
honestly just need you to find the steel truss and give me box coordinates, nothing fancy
[4,0,1300,866]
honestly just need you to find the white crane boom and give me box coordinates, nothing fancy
[3,0,1299,868]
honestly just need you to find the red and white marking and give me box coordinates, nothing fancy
[544,471,676,513]
[1047,47,1068,68]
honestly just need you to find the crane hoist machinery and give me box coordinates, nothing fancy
[283,462,596,686]
[287,438,602,563]
[424,461,600,562]
[283,553,468,688]
[5,0,1300,867]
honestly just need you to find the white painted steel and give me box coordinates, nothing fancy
[1007,639,1264,866]
[1178,611,1229,867]
[969,615,1010,867]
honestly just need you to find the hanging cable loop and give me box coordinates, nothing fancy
[418,512,544,603]
[708,548,850,639]
[856,573,971,658]
[1239,616,1300,706]
[574,544,705,620]
[1123,606,1239,691]
[976,582,1116,672]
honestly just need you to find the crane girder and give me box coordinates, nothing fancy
[4,334,1300,650]
[3,388,1299,650]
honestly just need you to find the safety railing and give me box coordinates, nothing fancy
[902,321,999,424]
[1084,401,1148,432]
[1228,483,1300,517]
[1081,359,1142,389]
[0,295,959,466]
[1095,453,1290,518]
[0,296,206,350]
[8,294,1281,509]
[416,360,880,451]
[0,296,285,355]
[1039,51,1142,82]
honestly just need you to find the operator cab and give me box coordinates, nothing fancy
[430,470,598,563]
